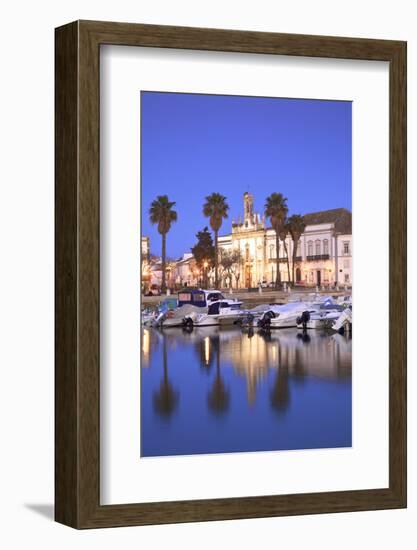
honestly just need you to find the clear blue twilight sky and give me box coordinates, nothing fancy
[141,91,351,259]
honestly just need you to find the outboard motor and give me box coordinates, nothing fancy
[182,316,194,331]
[239,313,254,327]
[257,310,275,329]
[298,310,310,331]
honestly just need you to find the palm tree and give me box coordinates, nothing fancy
[149,195,177,293]
[203,193,229,289]
[279,223,291,284]
[265,193,288,289]
[287,214,306,285]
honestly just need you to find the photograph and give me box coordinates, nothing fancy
[140,91,353,458]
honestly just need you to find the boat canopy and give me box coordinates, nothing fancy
[178,289,208,308]
[177,289,225,308]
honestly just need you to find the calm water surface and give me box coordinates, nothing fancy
[141,327,352,457]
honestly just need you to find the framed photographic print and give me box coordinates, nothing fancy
[55,20,407,528]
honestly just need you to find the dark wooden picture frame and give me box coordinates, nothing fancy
[55,20,407,529]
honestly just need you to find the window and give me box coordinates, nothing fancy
[344,274,350,283]
[343,241,350,254]
[207,292,224,301]
[307,241,313,256]
[315,240,321,256]
[269,244,275,259]
[343,259,350,268]
[323,239,329,255]
[296,241,301,256]
[178,292,192,301]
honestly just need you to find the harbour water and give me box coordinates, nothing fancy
[141,327,352,457]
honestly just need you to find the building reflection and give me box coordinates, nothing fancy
[201,328,350,405]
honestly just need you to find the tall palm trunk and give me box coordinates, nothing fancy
[214,229,219,289]
[283,241,291,283]
[161,232,166,293]
[292,239,298,284]
[275,232,281,289]
[292,237,298,284]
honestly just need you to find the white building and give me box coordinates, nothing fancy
[218,192,352,288]
[173,253,199,287]
[141,236,150,261]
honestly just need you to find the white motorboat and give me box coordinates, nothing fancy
[158,304,203,328]
[146,289,243,328]
[258,296,346,330]
[296,309,341,330]
[183,300,244,328]
[258,302,312,329]
[331,308,352,333]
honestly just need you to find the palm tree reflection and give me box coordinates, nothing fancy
[292,346,306,383]
[270,364,290,414]
[153,336,179,419]
[207,339,230,415]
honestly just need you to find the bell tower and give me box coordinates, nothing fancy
[243,192,254,224]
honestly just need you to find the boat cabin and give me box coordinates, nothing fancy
[177,289,225,308]
[207,301,241,315]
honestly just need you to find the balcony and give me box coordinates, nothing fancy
[306,254,330,261]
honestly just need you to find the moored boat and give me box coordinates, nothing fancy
[183,299,244,328]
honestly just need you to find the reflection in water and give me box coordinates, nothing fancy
[270,365,290,414]
[207,344,230,415]
[152,336,179,419]
[141,327,352,457]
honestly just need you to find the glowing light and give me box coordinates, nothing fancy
[142,329,150,360]
[204,337,210,365]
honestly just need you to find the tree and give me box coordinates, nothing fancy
[149,195,177,293]
[203,193,229,289]
[279,223,291,284]
[219,249,242,289]
[191,227,215,288]
[265,193,288,289]
[287,214,306,285]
